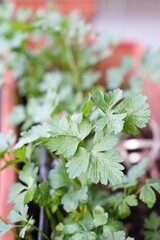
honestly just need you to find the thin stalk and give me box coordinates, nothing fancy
[0,216,21,240]
[32,225,50,240]
[56,209,64,222]
[58,34,81,92]
[136,188,142,196]
[65,46,81,92]
[45,207,56,231]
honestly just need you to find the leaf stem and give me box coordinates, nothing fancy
[0,216,21,240]
[58,34,81,92]
[136,188,142,196]
[65,46,81,92]
[56,209,64,222]
[32,225,50,240]
[45,207,56,231]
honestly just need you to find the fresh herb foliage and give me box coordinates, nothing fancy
[0,2,159,240]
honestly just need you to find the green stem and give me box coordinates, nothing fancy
[45,207,56,231]
[136,188,142,196]
[58,34,81,92]
[124,187,127,196]
[56,209,64,222]
[0,216,21,240]
[32,225,50,240]
[65,46,81,92]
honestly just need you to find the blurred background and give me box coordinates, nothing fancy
[94,0,160,49]
[2,0,160,49]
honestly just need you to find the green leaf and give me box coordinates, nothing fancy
[61,186,88,212]
[67,131,123,185]
[67,150,124,185]
[146,178,160,193]
[88,152,124,185]
[0,158,25,171]
[144,212,160,240]
[15,123,50,149]
[19,225,28,238]
[107,68,125,89]
[9,105,26,125]
[8,203,28,223]
[91,89,123,114]
[115,94,150,135]
[125,158,150,184]
[46,115,92,158]
[8,183,26,203]
[49,114,92,140]
[112,194,137,219]
[63,223,80,234]
[80,210,94,230]
[66,147,90,179]
[91,89,126,134]
[49,165,70,189]
[140,179,160,208]
[103,231,134,240]
[93,205,108,227]
[24,178,37,204]
[144,212,160,231]
[82,95,94,117]
[103,219,123,233]
[0,133,9,157]
[106,113,127,135]
[19,162,38,185]
[113,158,150,190]
[0,130,16,157]
[1,146,27,170]
[139,185,156,208]
[91,89,150,135]
[0,222,14,237]
[45,136,80,158]
[81,70,101,90]
[144,231,160,240]
[92,132,118,152]
[70,232,97,240]
[34,182,50,207]
[13,146,27,161]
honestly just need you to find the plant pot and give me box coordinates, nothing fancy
[54,0,98,20]
[0,70,17,240]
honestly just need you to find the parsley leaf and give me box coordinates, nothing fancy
[15,123,50,149]
[61,186,88,212]
[104,231,134,240]
[111,194,138,219]
[0,222,14,237]
[115,94,150,135]
[8,203,29,223]
[0,130,16,157]
[49,165,70,189]
[93,205,108,227]
[139,179,160,208]
[67,131,123,185]
[45,114,92,158]
[91,89,150,135]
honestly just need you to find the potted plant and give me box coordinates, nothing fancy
[0,2,160,240]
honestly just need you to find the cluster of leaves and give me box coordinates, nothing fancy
[0,87,156,240]
[144,212,160,240]
[0,2,159,240]
[0,1,118,130]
